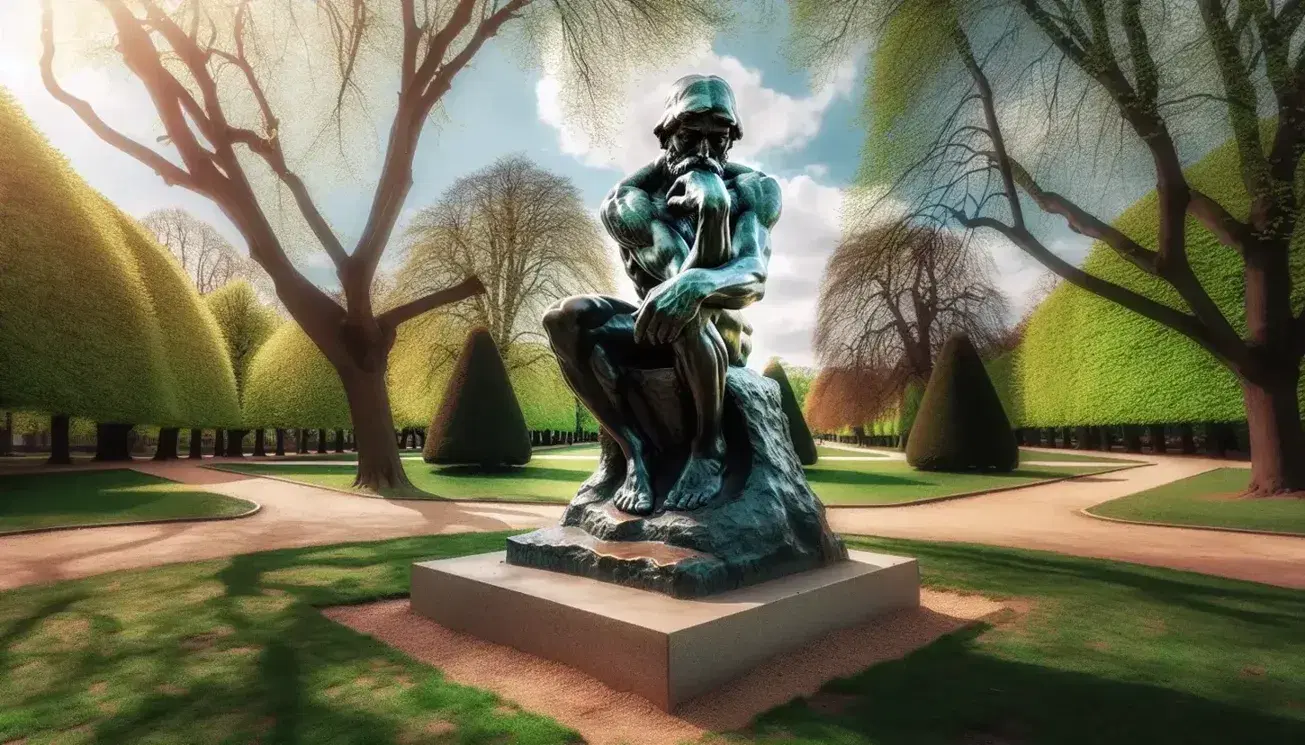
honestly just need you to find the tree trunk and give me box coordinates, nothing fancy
[1074,426,1090,450]
[95,423,133,461]
[1149,424,1167,454]
[1123,426,1143,453]
[340,365,410,491]
[275,428,286,456]
[297,428,309,454]
[214,429,225,457]
[49,414,71,465]
[188,428,204,459]
[0,412,11,457]
[334,428,345,453]
[226,429,247,457]
[253,428,267,457]
[1179,423,1196,454]
[153,427,180,461]
[1241,373,1305,495]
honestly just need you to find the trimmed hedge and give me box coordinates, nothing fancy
[205,279,278,402]
[906,333,1018,472]
[1006,130,1305,427]
[388,313,593,433]
[0,88,239,428]
[241,322,351,429]
[423,329,531,466]
[763,358,818,465]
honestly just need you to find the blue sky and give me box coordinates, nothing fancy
[0,1,1062,368]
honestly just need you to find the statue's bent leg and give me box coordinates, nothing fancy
[543,295,659,515]
[665,316,729,511]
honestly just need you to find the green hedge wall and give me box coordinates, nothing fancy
[1004,130,1305,427]
[0,88,239,428]
[205,279,278,404]
[241,322,351,429]
[388,315,595,433]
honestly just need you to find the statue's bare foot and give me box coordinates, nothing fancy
[612,458,654,515]
[665,454,725,511]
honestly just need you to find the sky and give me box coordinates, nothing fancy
[0,1,1078,369]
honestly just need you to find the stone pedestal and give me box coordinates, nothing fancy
[507,367,847,597]
[410,549,919,712]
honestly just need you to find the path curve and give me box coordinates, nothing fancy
[2,452,1303,591]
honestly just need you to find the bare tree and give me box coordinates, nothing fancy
[791,0,1305,496]
[142,208,243,294]
[804,366,898,435]
[814,217,1008,423]
[395,155,614,371]
[41,0,723,491]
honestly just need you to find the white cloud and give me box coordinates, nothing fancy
[536,49,857,175]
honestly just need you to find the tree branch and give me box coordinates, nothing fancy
[378,276,486,330]
[1189,189,1252,255]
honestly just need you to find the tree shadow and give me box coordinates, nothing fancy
[804,468,929,487]
[750,626,1305,745]
[427,465,586,483]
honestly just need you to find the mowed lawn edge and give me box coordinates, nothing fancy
[0,469,258,535]
[1086,467,1305,536]
[210,458,1128,507]
[1,532,1301,744]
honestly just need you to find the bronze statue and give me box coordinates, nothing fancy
[543,74,782,515]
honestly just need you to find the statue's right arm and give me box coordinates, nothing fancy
[599,164,688,284]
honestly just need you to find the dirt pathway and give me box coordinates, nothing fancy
[0,460,559,590]
[3,453,1301,591]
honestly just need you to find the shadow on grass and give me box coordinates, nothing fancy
[426,465,586,482]
[749,626,1305,745]
[803,468,929,487]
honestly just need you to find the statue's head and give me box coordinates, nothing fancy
[653,74,742,178]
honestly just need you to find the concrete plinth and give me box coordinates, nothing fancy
[410,549,919,711]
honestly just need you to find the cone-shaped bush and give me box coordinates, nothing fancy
[423,328,531,467]
[906,333,1018,472]
[763,358,817,465]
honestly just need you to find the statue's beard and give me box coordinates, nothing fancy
[666,153,725,177]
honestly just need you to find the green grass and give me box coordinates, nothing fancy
[1088,468,1305,535]
[0,470,256,534]
[1,533,1301,744]
[219,456,1118,506]
[1018,448,1139,463]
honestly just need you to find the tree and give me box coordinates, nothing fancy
[804,366,898,435]
[40,0,721,491]
[763,358,818,465]
[395,155,614,369]
[142,208,247,294]
[906,332,1019,472]
[791,1,1305,496]
[813,217,1007,433]
[423,328,531,467]
[206,280,278,398]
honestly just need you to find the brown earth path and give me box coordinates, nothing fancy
[0,457,560,591]
[2,451,1303,591]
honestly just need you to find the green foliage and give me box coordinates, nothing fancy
[896,380,925,449]
[906,333,1018,472]
[985,350,1023,426]
[205,280,278,400]
[241,322,351,429]
[0,88,239,427]
[764,358,818,465]
[1008,133,1305,426]
[423,329,531,467]
[388,313,592,432]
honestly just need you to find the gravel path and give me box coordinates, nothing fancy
[2,452,1302,591]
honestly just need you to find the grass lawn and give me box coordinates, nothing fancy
[219,455,1119,506]
[0,470,256,534]
[1,533,1301,744]
[1088,468,1305,535]
[1018,448,1139,463]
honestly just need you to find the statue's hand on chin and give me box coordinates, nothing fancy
[667,170,729,216]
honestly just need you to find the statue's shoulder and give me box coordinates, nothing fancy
[726,164,781,227]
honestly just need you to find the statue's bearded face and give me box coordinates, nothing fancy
[663,114,733,177]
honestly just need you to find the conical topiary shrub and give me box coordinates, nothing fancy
[763,358,818,466]
[423,328,531,467]
[896,379,925,451]
[906,333,1018,472]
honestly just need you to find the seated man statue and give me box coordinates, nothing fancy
[543,74,782,515]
